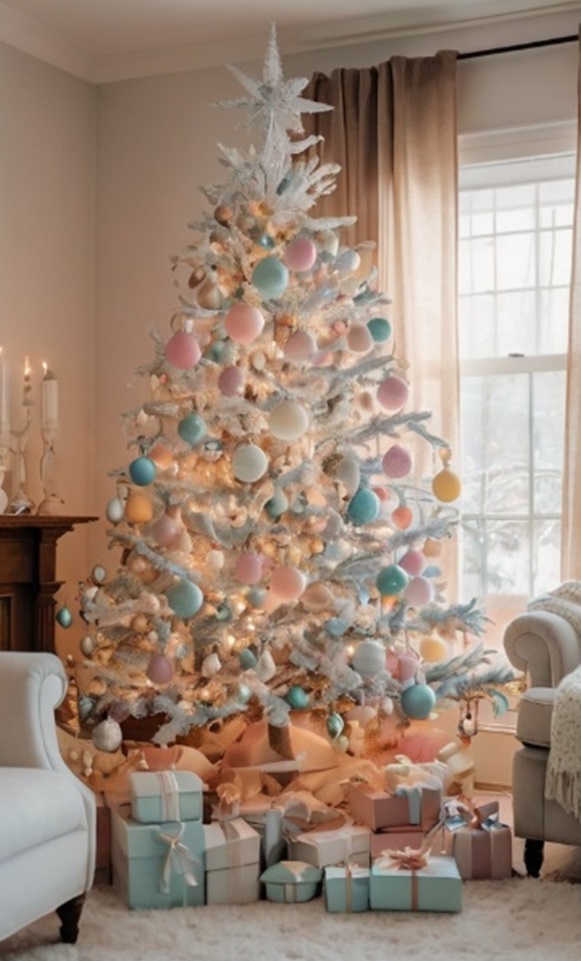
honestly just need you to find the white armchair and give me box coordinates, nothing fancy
[0,652,96,944]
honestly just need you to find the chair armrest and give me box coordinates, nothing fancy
[504,610,581,688]
[0,651,71,770]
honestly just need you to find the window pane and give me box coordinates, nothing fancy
[496,183,536,233]
[496,290,537,356]
[539,179,575,227]
[459,236,494,294]
[532,519,562,596]
[539,228,573,286]
[458,293,495,358]
[539,288,569,353]
[496,232,535,290]
[487,519,530,594]
[533,369,565,513]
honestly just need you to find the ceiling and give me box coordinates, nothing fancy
[0,0,578,82]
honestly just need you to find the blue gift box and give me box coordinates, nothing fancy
[111,807,205,910]
[370,854,462,913]
[130,770,203,824]
[260,860,322,903]
[324,865,370,913]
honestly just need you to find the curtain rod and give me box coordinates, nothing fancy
[458,33,577,61]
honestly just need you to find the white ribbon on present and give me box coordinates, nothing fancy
[156,770,181,823]
[153,823,201,895]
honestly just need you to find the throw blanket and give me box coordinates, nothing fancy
[529,582,581,819]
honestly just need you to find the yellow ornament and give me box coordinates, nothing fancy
[419,635,449,663]
[125,491,154,524]
[432,466,462,503]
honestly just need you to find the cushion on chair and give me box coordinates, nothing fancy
[0,768,88,862]
[516,687,554,749]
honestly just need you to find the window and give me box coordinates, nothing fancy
[458,138,576,654]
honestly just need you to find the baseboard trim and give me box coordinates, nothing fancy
[474,780,512,793]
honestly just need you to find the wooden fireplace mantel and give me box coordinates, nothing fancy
[0,514,97,654]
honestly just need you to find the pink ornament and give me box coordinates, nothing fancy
[269,565,306,602]
[165,331,201,370]
[218,365,244,396]
[284,330,316,363]
[404,575,434,606]
[397,651,419,683]
[224,303,265,345]
[283,236,318,272]
[235,552,263,586]
[151,508,182,548]
[146,654,174,685]
[377,375,409,412]
[382,444,412,479]
[346,324,373,353]
[372,486,389,502]
[399,550,426,577]
[385,650,399,676]
[312,351,335,367]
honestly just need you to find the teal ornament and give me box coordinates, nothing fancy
[128,456,156,487]
[257,233,275,250]
[78,696,96,721]
[56,605,73,629]
[237,683,252,704]
[252,256,289,299]
[265,489,289,519]
[290,492,308,515]
[326,713,344,739]
[423,565,441,578]
[277,173,292,194]
[205,340,227,362]
[286,685,309,710]
[325,617,348,638]
[215,603,232,622]
[376,564,409,596]
[367,317,393,343]
[247,587,267,608]
[400,683,437,720]
[347,488,381,525]
[166,578,203,619]
[178,413,207,447]
[239,649,258,670]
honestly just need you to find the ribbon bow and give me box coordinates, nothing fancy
[444,795,500,831]
[376,840,432,873]
[154,824,201,894]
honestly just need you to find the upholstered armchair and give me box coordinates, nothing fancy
[503,602,581,876]
[0,652,96,944]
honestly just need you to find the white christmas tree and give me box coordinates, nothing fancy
[76,25,512,755]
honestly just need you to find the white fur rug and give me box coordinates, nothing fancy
[3,850,581,961]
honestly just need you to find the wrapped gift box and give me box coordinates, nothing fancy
[204,818,261,904]
[324,865,370,913]
[370,827,425,859]
[443,801,513,880]
[288,822,370,869]
[111,807,205,909]
[130,770,203,824]
[348,782,441,831]
[370,854,462,913]
[260,860,322,903]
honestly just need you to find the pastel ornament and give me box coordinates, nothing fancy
[420,635,449,663]
[286,685,310,710]
[283,236,318,272]
[218,365,244,397]
[399,550,426,577]
[166,578,203,619]
[129,456,157,487]
[346,324,373,354]
[301,582,334,611]
[269,399,309,441]
[367,317,392,343]
[151,507,183,548]
[325,617,348,638]
[265,488,288,519]
[232,443,268,483]
[247,586,267,608]
[91,717,123,753]
[238,648,258,671]
[391,504,413,529]
[146,653,174,685]
[284,329,317,364]
[80,634,95,657]
[235,552,263,586]
[377,376,409,412]
[255,649,277,681]
[224,303,265,345]
[56,605,73,629]
[397,651,420,683]
[326,713,344,739]
[270,565,306,602]
[400,683,437,720]
[165,330,201,370]
[201,652,222,677]
[404,575,434,606]
[149,444,174,471]
[382,444,412,479]
[376,564,409,596]
[336,454,360,495]
[178,412,207,447]
[347,488,381,525]
[352,639,386,677]
[252,255,289,299]
[432,466,462,503]
[105,496,125,525]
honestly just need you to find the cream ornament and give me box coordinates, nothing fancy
[255,649,277,681]
[201,652,222,677]
[91,717,123,753]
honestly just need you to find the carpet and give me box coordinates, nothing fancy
[3,847,581,961]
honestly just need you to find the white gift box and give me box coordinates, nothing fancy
[204,818,261,904]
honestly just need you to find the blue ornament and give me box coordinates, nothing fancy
[325,617,348,638]
[376,564,409,596]
[205,340,227,362]
[252,256,289,299]
[247,587,267,608]
[215,603,232,622]
[237,683,252,704]
[178,413,207,447]
[56,605,73,629]
[239,649,257,670]
[286,685,310,710]
[326,713,344,739]
[347,488,381,525]
[367,317,393,343]
[257,233,275,250]
[265,489,289,519]
[423,566,441,578]
[128,456,156,487]
[166,578,203,619]
[78,696,96,721]
[400,683,437,720]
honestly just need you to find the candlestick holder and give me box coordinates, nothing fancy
[7,406,34,514]
[38,424,64,515]
[0,432,9,514]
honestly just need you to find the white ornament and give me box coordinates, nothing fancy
[91,565,107,584]
[269,400,309,441]
[232,444,269,483]
[336,455,360,495]
[80,634,95,657]
[352,639,386,678]
[201,652,221,677]
[255,649,277,682]
[91,718,123,753]
[105,497,125,524]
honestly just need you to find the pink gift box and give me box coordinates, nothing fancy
[443,801,513,880]
[348,783,441,832]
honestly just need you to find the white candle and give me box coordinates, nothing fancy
[0,347,9,435]
[42,362,58,429]
[23,356,33,408]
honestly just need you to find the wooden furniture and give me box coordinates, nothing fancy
[0,515,96,654]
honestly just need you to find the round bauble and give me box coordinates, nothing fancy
[232,444,268,483]
[146,653,174,685]
[323,510,344,539]
[391,504,413,529]
[166,578,203,619]
[125,491,154,525]
[151,508,183,548]
[56,605,73,629]
[224,303,265,344]
[325,617,348,637]
[367,317,392,343]
[336,454,360,495]
[252,256,289,299]
[214,204,232,225]
[269,399,309,441]
[149,444,174,471]
[347,488,380,525]
[432,466,462,503]
[165,330,201,370]
[397,651,419,683]
[399,550,426,576]
[400,683,437,720]
[285,685,309,710]
[105,496,125,525]
[247,586,267,608]
[178,412,207,447]
[326,713,345,739]
[265,488,288,519]
[129,456,156,487]
[238,648,258,671]
[284,329,316,364]
[255,649,277,681]
[91,564,107,585]
[270,565,306,602]
[91,717,123,753]
[301,582,333,612]
[376,564,409,596]
[346,324,373,353]
[80,634,95,657]
[420,635,449,663]
[201,652,221,678]
[235,552,263,586]
[283,236,318,272]
[404,575,434,606]
[377,375,409,412]
[352,639,386,677]
[382,445,412,479]
[218,365,244,397]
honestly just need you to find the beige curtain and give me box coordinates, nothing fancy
[305,52,460,593]
[561,31,581,580]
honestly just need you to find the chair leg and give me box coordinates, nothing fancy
[523,838,544,877]
[56,894,86,944]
